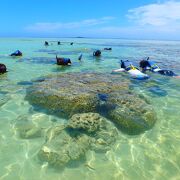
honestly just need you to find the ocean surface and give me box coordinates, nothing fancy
[0,38,179,180]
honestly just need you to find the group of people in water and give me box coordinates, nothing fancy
[0,50,23,74]
[56,49,109,66]
[45,41,73,46]
[114,58,179,79]
[0,42,179,79]
[54,45,178,79]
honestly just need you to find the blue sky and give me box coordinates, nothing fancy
[1,0,180,40]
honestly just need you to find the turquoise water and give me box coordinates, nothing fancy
[0,38,180,180]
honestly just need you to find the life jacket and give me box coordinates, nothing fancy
[147,61,160,70]
[121,60,137,71]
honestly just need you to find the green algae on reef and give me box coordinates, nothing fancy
[26,72,157,135]
[38,113,118,168]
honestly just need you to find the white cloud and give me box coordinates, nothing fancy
[87,26,180,39]
[127,1,180,26]
[24,1,180,40]
[25,17,115,32]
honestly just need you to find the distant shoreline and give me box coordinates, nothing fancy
[0,36,180,42]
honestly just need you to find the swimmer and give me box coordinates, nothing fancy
[10,50,22,56]
[112,60,149,80]
[139,57,179,77]
[56,55,71,66]
[93,50,101,57]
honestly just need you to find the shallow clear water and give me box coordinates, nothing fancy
[0,38,180,180]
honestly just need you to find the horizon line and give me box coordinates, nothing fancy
[0,36,180,42]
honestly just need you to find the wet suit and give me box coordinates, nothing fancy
[139,58,177,77]
[78,54,83,61]
[44,41,49,46]
[93,50,101,57]
[121,60,138,71]
[0,63,7,74]
[10,50,22,56]
[56,55,71,65]
[118,60,149,79]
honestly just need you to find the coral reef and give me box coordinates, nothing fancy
[15,115,42,139]
[67,113,102,133]
[26,73,157,135]
[38,113,118,168]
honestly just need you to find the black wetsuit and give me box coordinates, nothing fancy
[93,50,101,57]
[0,63,7,74]
[139,60,177,77]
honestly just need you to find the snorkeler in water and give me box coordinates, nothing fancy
[93,50,101,57]
[78,54,83,61]
[112,60,149,80]
[139,57,179,77]
[104,48,112,50]
[10,50,22,56]
[56,55,71,66]
[44,41,49,46]
[0,63,7,74]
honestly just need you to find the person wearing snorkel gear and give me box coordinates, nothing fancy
[0,63,7,74]
[10,50,22,57]
[44,41,49,46]
[120,60,137,70]
[139,57,179,77]
[104,48,112,50]
[56,55,71,66]
[78,54,83,61]
[112,60,149,79]
[93,50,101,57]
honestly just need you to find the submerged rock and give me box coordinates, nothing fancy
[26,73,129,118]
[15,115,42,139]
[20,126,42,139]
[0,95,10,107]
[38,113,118,168]
[26,73,157,135]
[38,125,90,168]
[148,86,168,97]
[18,57,55,64]
[17,81,33,86]
[108,94,156,134]
[67,113,102,133]
[67,112,118,152]
[90,116,118,152]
